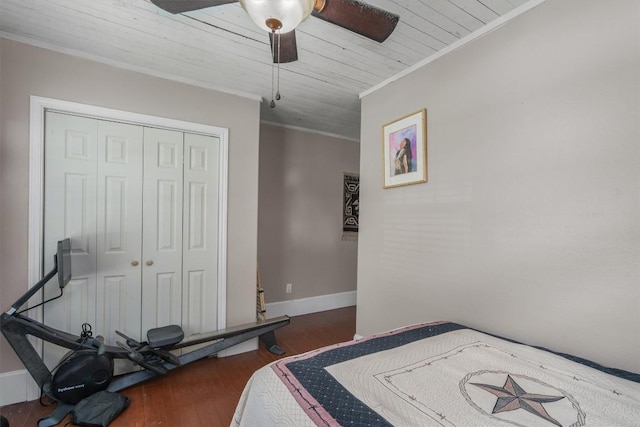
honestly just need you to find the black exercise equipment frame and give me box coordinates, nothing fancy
[1,244,289,426]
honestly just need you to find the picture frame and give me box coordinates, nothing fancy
[382,109,427,189]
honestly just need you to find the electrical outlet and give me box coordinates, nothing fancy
[286,283,292,293]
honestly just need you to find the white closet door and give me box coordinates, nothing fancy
[43,112,98,367]
[182,133,220,339]
[95,120,144,346]
[43,110,222,370]
[141,127,184,334]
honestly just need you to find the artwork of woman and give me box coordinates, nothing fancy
[394,137,413,175]
[383,109,426,188]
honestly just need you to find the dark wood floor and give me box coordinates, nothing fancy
[1,306,356,426]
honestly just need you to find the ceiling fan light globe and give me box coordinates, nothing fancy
[239,0,315,33]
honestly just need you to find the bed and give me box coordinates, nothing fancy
[232,321,640,426]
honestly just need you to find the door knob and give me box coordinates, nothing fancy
[131,260,139,266]
[146,260,154,266]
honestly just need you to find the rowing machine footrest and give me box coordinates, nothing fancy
[147,325,184,348]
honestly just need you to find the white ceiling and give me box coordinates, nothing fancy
[0,0,535,140]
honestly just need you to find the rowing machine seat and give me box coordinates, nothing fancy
[147,325,184,348]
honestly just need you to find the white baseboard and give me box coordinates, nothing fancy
[0,369,29,406]
[265,290,356,318]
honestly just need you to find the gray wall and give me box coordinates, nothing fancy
[357,0,639,372]
[0,39,261,373]
[258,124,359,303]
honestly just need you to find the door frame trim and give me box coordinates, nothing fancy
[27,95,229,400]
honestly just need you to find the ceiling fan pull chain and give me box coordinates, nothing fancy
[270,29,276,108]
[276,31,281,101]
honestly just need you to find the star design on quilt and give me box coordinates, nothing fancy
[471,375,564,427]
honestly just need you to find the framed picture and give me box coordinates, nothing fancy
[382,109,427,188]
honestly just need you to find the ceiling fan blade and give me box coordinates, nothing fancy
[269,31,298,63]
[312,0,399,43]
[150,0,236,14]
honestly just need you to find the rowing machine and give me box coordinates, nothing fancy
[1,238,289,426]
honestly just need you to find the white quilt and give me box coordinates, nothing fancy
[232,322,640,426]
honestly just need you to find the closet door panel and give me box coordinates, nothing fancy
[141,127,184,333]
[96,120,144,346]
[43,112,98,368]
[182,133,219,338]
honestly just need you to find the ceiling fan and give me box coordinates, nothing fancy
[150,0,400,63]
